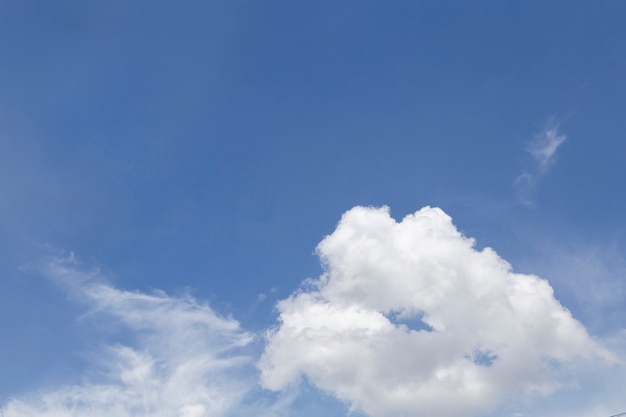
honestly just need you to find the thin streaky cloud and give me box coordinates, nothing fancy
[515,122,567,205]
[527,124,567,171]
[4,256,257,417]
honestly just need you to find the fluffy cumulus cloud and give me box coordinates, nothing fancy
[259,206,615,417]
[4,256,256,417]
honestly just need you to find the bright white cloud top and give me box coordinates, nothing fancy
[5,257,255,417]
[259,206,614,417]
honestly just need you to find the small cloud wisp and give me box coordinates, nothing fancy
[527,124,567,172]
[515,122,567,205]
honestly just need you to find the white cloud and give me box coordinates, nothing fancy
[527,125,567,171]
[4,256,256,417]
[259,206,616,417]
[515,122,567,205]
[516,240,626,336]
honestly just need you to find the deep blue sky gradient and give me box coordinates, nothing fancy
[1,1,625,411]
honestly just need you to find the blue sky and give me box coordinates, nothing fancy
[1,1,625,416]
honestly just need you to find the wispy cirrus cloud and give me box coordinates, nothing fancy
[4,255,260,417]
[527,125,567,171]
[515,122,567,205]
